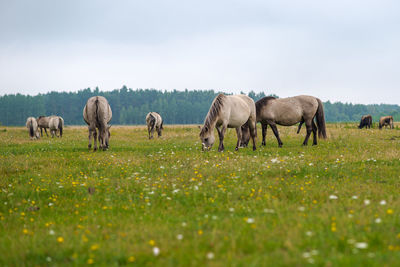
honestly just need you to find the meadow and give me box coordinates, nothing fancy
[1,123,400,266]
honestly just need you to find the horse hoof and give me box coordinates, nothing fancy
[235,147,239,151]
[253,147,256,151]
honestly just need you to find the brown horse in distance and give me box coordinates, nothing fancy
[358,115,372,129]
[379,116,394,129]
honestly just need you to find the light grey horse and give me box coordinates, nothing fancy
[83,96,112,151]
[146,112,163,139]
[26,117,40,140]
[199,94,257,152]
[251,95,327,147]
[48,116,64,137]
[37,116,53,137]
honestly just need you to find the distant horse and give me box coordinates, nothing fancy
[199,94,257,152]
[26,117,40,140]
[48,116,64,137]
[146,112,163,139]
[37,116,54,137]
[358,115,372,129]
[379,116,394,129]
[83,96,112,151]
[253,95,327,147]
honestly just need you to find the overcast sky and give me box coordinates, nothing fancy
[0,0,399,104]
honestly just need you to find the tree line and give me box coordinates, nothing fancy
[0,86,399,126]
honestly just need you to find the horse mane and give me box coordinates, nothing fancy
[200,94,226,135]
[255,96,276,114]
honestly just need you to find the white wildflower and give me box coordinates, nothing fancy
[206,252,215,260]
[153,247,160,256]
[355,242,368,249]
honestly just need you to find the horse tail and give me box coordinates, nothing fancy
[58,117,63,137]
[316,98,327,139]
[28,120,34,137]
[160,119,164,130]
[95,97,100,127]
[149,114,156,132]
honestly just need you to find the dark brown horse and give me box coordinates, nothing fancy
[379,116,394,129]
[358,115,372,129]
[243,95,327,147]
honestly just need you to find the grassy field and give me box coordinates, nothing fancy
[1,123,400,266]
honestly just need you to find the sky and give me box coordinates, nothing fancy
[0,0,399,104]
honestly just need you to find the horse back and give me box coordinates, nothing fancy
[84,96,112,127]
[260,96,318,125]
[224,95,255,127]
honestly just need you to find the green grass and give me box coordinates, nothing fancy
[1,124,400,266]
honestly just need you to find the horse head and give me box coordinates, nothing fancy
[199,125,215,151]
[99,125,111,150]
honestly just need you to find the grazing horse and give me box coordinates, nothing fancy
[253,95,327,147]
[358,115,372,129]
[48,116,64,137]
[379,116,394,129]
[146,112,163,139]
[26,117,40,140]
[199,94,257,152]
[83,96,112,151]
[37,116,54,137]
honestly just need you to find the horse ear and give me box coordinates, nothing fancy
[198,125,201,129]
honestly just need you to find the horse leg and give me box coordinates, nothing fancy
[218,125,227,152]
[40,127,43,137]
[261,123,267,146]
[44,128,48,137]
[88,127,94,150]
[312,120,317,145]
[93,129,98,151]
[302,119,312,146]
[157,126,161,137]
[248,120,257,151]
[297,119,304,134]
[235,127,242,151]
[269,122,283,147]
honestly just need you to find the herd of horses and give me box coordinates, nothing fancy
[25,115,64,140]
[358,114,394,130]
[25,94,396,151]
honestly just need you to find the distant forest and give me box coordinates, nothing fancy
[0,86,399,126]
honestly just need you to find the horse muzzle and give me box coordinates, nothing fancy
[202,143,211,151]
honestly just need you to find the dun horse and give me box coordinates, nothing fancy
[26,117,40,140]
[49,116,64,137]
[146,112,163,139]
[199,94,257,152]
[244,95,327,147]
[83,96,112,151]
[37,116,54,137]
[379,116,394,129]
[358,115,372,129]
